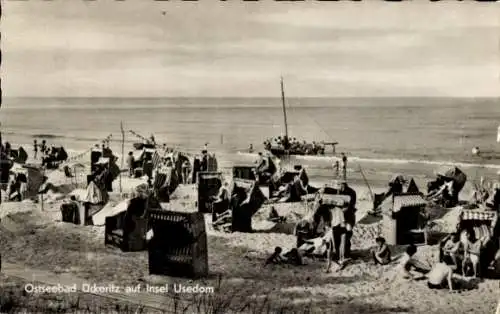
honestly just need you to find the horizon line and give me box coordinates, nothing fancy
[4,96,500,100]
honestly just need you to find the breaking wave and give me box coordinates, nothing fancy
[236,152,500,170]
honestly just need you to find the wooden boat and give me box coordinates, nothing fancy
[267,78,338,158]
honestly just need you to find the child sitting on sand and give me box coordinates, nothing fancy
[265,247,303,266]
[372,237,391,265]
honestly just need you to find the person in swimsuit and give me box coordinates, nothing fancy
[325,205,347,273]
[339,181,356,258]
[462,230,488,278]
[33,139,38,159]
[441,233,461,269]
[427,262,454,292]
[397,244,431,280]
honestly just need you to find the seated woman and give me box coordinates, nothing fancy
[372,237,392,265]
[212,182,230,222]
[289,175,307,202]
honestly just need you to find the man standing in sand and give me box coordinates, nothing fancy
[33,139,38,159]
[325,204,347,273]
[200,150,208,172]
[341,153,347,180]
[181,159,191,184]
[126,152,134,177]
[339,181,356,258]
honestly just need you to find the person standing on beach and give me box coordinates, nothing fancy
[181,159,191,184]
[126,152,134,177]
[325,205,347,272]
[341,153,347,180]
[339,181,356,258]
[39,140,46,155]
[33,139,38,159]
[200,150,209,172]
[333,160,340,178]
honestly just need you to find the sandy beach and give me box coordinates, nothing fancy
[3,2,500,313]
[0,150,498,314]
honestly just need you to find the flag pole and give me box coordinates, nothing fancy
[120,121,124,194]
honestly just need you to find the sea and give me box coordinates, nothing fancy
[2,97,500,189]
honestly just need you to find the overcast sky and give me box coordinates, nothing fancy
[2,1,500,98]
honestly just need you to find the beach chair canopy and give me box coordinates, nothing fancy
[233,166,257,181]
[53,147,69,161]
[10,147,28,164]
[96,157,110,165]
[389,175,407,188]
[280,170,301,185]
[435,166,467,184]
[84,181,106,204]
[460,210,497,222]
[446,167,467,191]
[66,162,86,169]
[132,150,144,161]
[388,175,420,193]
[69,188,88,201]
[233,178,254,190]
[458,210,498,240]
[321,186,339,195]
[315,193,351,207]
[93,199,130,226]
[393,194,427,213]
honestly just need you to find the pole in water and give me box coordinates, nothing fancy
[220,134,223,145]
[280,76,289,144]
[120,121,124,194]
[358,164,374,204]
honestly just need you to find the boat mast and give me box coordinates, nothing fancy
[280,77,289,142]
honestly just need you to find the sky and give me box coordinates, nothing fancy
[2,1,500,98]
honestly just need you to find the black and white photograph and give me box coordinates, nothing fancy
[1,1,500,313]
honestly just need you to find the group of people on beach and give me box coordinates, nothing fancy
[33,139,61,160]
[263,137,326,155]
[268,179,357,270]
[0,141,28,202]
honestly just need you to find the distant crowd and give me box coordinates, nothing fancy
[262,136,325,155]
